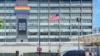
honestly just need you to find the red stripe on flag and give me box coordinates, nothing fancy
[49,14,60,21]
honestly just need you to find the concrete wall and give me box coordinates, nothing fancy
[0,42,84,54]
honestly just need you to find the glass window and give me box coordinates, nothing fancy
[82,0,92,3]
[71,25,78,29]
[71,31,78,35]
[28,19,38,23]
[28,32,37,35]
[40,13,48,16]
[40,19,48,23]
[6,13,14,16]
[6,19,16,23]
[40,0,48,4]
[28,0,38,4]
[82,26,92,29]
[39,7,48,10]
[6,38,16,42]
[71,0,81,4]
[71,7,80,10]
[6,7,14,10]
[50,0,59,4]
[61,13,69,17]
[0,7,5,10]
[60,19,69,23]
[40,32,48,35]
[82,13,92,16]
[6,32,16,35]
[6,26,16,29]
[82,7,92,10]
[6,19,15,23]
[40,25,48,29]
[60,0,70,4]
[28,25,38,29]
[5,0,16,3]
[71,13,80,17]
[70,19,77,23]
[50,7,59,10]
[0,32,5,36]
[82,19,92,23]
[31,7,37,10]
[30,13,37,16]
[0,14,5,16]
[60,7,69,11]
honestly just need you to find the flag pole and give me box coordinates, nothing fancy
[38,0,41,56]
[76,17,81,50]
[48,0,51,53]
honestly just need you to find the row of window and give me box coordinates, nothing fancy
[0,25,92,29]
[0,13,92,17]
[0,0,92,3]
[0,7,92,10]
[0,38,70,42]
[28,19,92,23]
[1,19,92,23]
[28,25,92,29]
[0,31,92,35]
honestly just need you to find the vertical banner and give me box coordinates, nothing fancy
[18,19,27,34]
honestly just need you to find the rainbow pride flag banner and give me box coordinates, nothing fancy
[14,5,30,14]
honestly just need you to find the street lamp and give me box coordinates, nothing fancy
[76,17,81,50]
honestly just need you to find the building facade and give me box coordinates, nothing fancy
[0,0,93,42]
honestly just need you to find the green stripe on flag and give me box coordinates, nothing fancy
[0,19,4,23]
[0,19,4,29]
[0,24,3,29]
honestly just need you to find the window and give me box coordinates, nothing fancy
[31,7,37,10]
[82,19,92,23]
[61,13,69,16]
[82,0,92,3]
[0,14,5,16]
[6,19,16,23]
[6,13,14,16]
[71,13,80,17]
[40,7,48,10]
[40,13,48,16]
[50,0,59,4]
[6,26,16,29]
[71,25,78,29]
[28,19,38,23]
[70,19,77,23]
[0,32,5,36]
[40,32,48,35]
[28,0,38,4]
[60,0,70,4]
[60,19,69,23]
[71,32,78,35]
[6,7,13,10]
[6,32,16,35]
[82,26,92,29]
[40,25,48,29]
[40,0,48,4]
[50,7,59,10]
[40,19,48,23]
[71,7,80,10]
[28,32,37,35]
[82,13,92,16]
[82,7,92,10]
[30,13,37,16]
[0,7,5,10]
[6,19,15,23]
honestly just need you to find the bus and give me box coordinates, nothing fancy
[61,50,86,56]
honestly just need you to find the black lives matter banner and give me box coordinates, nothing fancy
[18,19,27,34]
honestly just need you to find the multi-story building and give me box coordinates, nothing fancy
[0,0,93,42]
